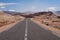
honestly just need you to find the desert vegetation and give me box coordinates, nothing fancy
[0,11,23,27]
[32,11,60,29]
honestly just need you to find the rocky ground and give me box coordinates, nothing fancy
[0,11,24,27]
[32,12,60,29]
[30,11,60,36]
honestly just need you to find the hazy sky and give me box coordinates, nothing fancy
[0,0,60,12]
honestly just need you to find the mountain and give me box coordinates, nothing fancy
[3,11,22,15]
[1,11,60,17]
[22,11,35,15]
[54,11,60,16]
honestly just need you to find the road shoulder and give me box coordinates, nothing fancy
[0,18,24,33]
[31,18,60,37]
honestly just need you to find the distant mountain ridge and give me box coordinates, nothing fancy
[3,11,22,15]
[54,11,60,16]
[0,11,60,16]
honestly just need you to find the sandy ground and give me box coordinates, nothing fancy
[0,18,24,33]
[31,18,60,37]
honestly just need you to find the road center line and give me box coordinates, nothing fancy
[24,19,28,40]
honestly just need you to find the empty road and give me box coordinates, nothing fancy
[0,18,60,40]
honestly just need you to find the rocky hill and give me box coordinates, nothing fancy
[0,11,23,27]
[32,11,60,29]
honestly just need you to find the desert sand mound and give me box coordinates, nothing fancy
[0,11,23,27]
[33,11,60,29]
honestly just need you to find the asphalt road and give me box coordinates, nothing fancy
[0,18,60,40]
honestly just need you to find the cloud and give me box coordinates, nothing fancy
[31,6,36,10]
[8,10,16,11]
[28,6,37,11]
[20,10,25,12]
[47,7,56,11]
[0,3,16,6]
[0,6,5,8]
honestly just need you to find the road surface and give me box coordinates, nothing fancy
[0,18,60,40]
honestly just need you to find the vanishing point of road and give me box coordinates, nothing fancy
[0,18,60,40]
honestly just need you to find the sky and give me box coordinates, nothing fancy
[0,0,60,12]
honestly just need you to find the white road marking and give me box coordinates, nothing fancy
[24,19,28,40]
